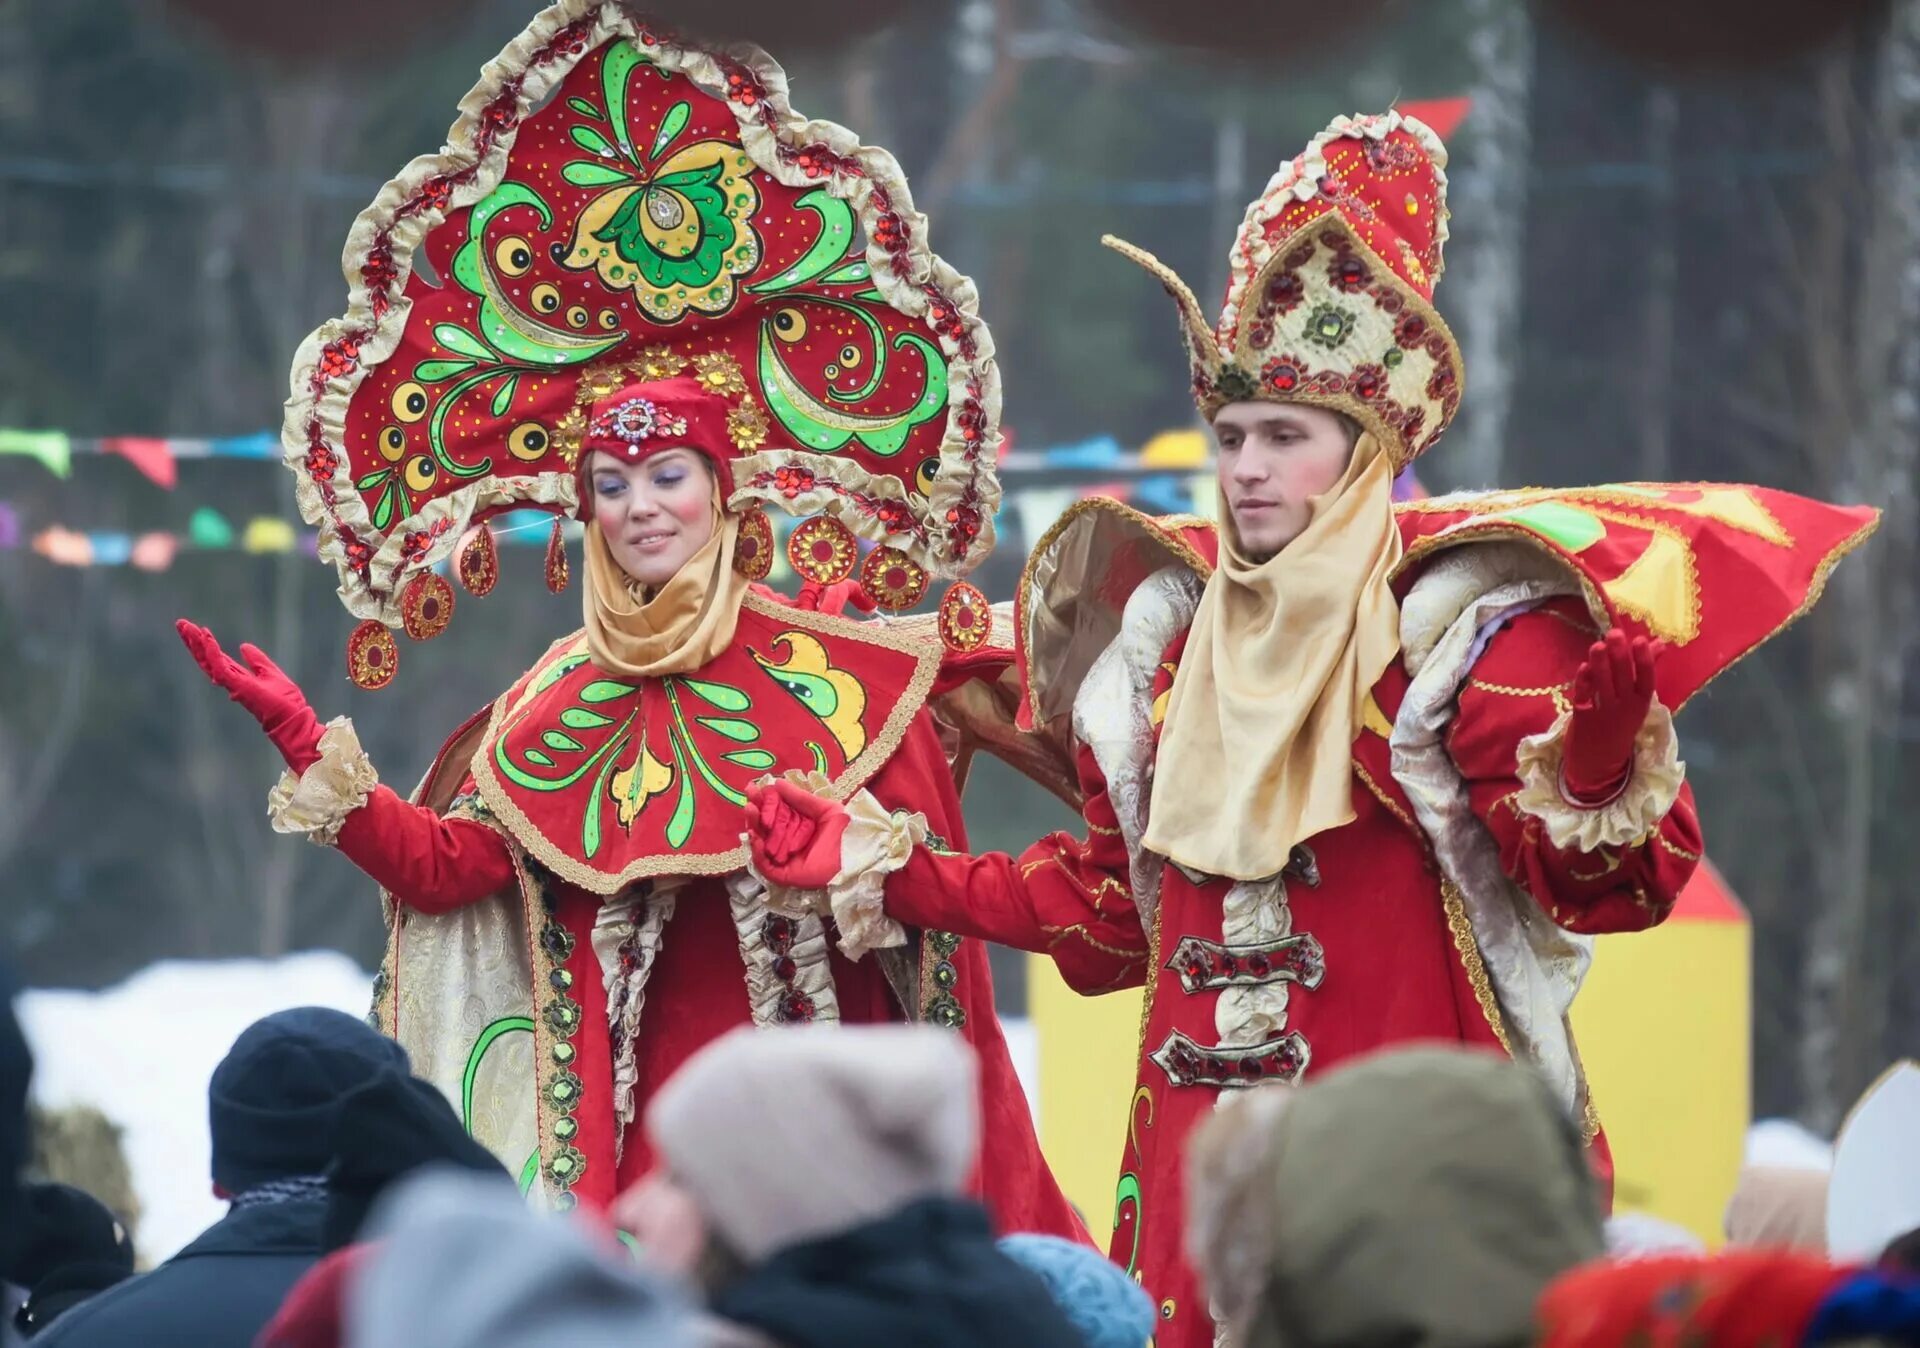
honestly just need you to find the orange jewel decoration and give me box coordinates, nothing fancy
[787,515,857,586]
[457,523,498,596]
[733,507,774,581]
[400,571,455,641]
[346,619,399,690]
[859,545,928,611]
[937,581,990,653]
[545,518,570,594]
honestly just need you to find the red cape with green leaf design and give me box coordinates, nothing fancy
[472,589,939,893]
[1015,483,1877,734]
[1394,483,1879,710]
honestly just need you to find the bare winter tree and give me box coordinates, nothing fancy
[1437,0,1534,491]
[1793,2,1920,1131]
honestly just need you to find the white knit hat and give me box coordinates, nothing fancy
[646,1024,980,1262]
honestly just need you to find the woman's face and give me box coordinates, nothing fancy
[587,448,716,589]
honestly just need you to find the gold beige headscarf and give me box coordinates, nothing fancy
[1143,434,1403,881]
[582,479,749,679]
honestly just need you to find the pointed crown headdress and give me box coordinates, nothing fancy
[1104,110,1464,468]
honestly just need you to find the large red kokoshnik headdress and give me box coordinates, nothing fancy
[283,1,1003,688]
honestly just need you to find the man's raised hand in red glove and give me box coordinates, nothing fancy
[175,619,326,773]
[744,780,851,890]
[1560,628,1663,806]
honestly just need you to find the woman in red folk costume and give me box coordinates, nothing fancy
[750,111,1881,1344]
[173,1,1079,1238]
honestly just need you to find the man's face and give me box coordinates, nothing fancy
[1213,401,1356,559]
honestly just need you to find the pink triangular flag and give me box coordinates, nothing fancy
[101,436,179,490]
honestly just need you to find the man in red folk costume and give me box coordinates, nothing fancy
[750,110,1880,1343]
[170,1,1081,1240]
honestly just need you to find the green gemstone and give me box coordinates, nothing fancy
[555,1117,579,1141]
[553,1043,576,1064]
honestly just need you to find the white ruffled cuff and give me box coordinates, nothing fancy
[828,790,926,960]
[266,717,378,846]
[1514,701,1684,852]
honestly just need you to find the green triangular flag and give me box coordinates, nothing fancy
[0,429,72,478]
[188,506,235,549]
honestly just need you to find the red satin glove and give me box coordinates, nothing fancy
[744,780,851,889]
[1561,628,1662,805]
[176,619,326,773]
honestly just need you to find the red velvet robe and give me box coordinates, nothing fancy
[885,596,1702,1346]
[323,607,1082,1238]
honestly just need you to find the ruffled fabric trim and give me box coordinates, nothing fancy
[590,883,677,1158]
[267,717,378,846]
[1215,875,1298,1050]
[727,872,841,1029]
[826,790,924,960]
[1515,701,1685,852]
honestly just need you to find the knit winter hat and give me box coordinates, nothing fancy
[646,1024,979,1262]
[999,1232,1156,1348]
[208,1007,410,1193]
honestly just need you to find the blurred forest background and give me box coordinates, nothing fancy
[0,0,1915,1131]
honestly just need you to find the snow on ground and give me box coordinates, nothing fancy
[16,952,1826,1264]
[17,952,374,1261]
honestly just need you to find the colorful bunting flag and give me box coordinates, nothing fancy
[0,429,72,479]
[100,437,179,490]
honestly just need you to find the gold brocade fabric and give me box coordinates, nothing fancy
[581,487,749,678]
[1143,437,1403,881]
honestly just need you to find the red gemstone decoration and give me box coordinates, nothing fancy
[787,516,857,586]
[859,545,928,611]
[458,523,498,597]
[545,518,569,594]
[937,581,990,654]
[733,508,774,581]
[346,620,398,691]
[400,571,455,641]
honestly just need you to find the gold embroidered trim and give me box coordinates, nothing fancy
[1686,512,1882,708]
[1658,835,1701,863]
[518,851,586,1209]
[1394,525,1612,635]
[471,593,940,895]
[1441,879,1514,1057]
[919,929,967,1029]
[1044,923,1147,960]
[1467,678,1573,699]
[1137,900,1165,1066]
[1351,756,1422,843]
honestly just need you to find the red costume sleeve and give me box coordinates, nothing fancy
[882,742,1151,994]
[332,776,517,914]
[1448,599,1703,934]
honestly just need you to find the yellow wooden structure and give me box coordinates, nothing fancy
[1027,863,1750,1244]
